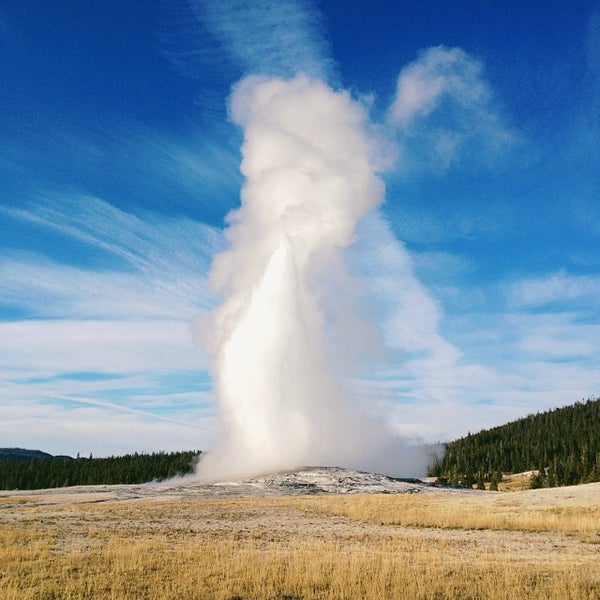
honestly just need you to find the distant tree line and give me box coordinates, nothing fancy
[429,397,600,489]
[0,450,202,490]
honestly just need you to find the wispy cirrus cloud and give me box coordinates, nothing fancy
[0,117,242,222]
[1,195,222,294]
[190,0,334,79]
[160,0,334,83]
[0,196,222,374]
[501,272,600,377]
[0,328,217,456]
[0,255,200,320]
[509,271,600,309]
[0,397,215,457]
[0,197,222,454]
[0,320,204,376]
[101,126,242,214]
[512,313,600,360]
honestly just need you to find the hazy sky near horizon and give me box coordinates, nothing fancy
[1,1,598,458]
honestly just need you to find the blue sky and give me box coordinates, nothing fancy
[1,1,598,457]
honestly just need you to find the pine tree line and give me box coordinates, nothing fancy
[429,397,600,489]
[0,450,202,490]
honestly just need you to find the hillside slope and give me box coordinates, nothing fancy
[429,397,600,489]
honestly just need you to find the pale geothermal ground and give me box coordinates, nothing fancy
[1,468,600,599]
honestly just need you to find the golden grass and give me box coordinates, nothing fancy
[290,492,600,539]
[497,471,535,491]
[1,491,599,599]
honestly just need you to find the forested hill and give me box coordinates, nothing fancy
[429,397,600,489]
[0,450,202,490]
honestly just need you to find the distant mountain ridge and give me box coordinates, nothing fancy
[0,448,59,462]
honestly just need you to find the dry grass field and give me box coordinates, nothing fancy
[1,482,600,599]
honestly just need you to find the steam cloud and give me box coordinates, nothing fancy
[198,74,426,480]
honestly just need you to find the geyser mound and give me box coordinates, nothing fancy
[205,466,432,496]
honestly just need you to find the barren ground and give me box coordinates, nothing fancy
[2,469,600,560]
[2,469,600,599]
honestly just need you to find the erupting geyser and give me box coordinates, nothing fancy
[198,74,424,480]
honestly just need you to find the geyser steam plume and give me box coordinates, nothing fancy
[199,74,422,480]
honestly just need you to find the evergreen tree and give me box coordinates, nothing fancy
[476,472,486,490]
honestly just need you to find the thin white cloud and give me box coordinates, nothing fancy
[390,46,490,124]
[111,126,243,206]
[388,46,515,170]
[0,399,216,457]
[2,196,222,281]
[0,197,224,322]
[0,254,201,320]
[2,382,207,430]
[191,0,334,79]
[510,271,600,309]
[508,313,600,361]
[0,320,205,375]
[0,358,217,456]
